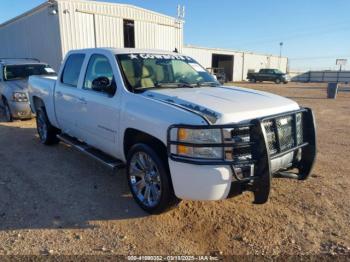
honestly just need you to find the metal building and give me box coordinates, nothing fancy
[0,0,184,70]
[184,45,288,82]
[0,0,287,81]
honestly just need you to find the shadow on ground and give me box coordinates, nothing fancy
[0,111,147,231]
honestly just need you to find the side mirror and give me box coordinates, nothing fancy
[92,76,116,95]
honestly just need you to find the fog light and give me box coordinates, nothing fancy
[232,165,255,180]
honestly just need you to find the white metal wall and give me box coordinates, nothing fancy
[0,5,62,70]
[57,0,184,58]
[183,46,288,82]
[183,46,243,82]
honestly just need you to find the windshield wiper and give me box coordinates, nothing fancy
[133,83,179,93]
[155,82,196,88]
[196,81,220,87]
[133,82,197,93]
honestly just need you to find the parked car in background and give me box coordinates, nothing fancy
[28,48,316,214]
[247,69,290,84]
[207,67,226,84]
[0,58,56,121]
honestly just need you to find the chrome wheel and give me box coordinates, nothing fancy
[129,151,162,208]
[37,110,48,142]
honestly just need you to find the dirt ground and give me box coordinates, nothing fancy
[0,82,349,257]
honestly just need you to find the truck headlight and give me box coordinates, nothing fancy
[170,128,223,159]
[13,92,28,102]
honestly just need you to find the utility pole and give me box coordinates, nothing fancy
[278,42,283,69]
[177,4,185,20]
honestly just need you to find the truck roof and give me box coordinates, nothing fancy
[69,47,181,56]
[0,58,45,66]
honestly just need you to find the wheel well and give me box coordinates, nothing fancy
[1,95,6,102]
[123,128,175,194]
[124,128,169,166]
[32,96,45,112]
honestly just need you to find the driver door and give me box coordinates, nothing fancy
[75,54,120,156]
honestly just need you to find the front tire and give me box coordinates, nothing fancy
[36,107,59,145]
[126,143,178,214]
[275,78,282,84]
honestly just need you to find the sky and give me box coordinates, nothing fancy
[1,0,350,71]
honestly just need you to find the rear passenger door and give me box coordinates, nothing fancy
[266,69,275,81]
[259,69,269,81]
[55,53,86,137]
[75,53,120,156]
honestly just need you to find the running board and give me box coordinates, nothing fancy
[57,134,125,171]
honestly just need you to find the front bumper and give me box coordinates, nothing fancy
[8,100,34,119]
[167,108,317,202]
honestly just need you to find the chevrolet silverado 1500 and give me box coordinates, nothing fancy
[28,48,316,213]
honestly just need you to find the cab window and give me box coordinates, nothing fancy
[61,54,85,87]
[83,54,116,96]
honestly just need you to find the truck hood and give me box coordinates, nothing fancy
[142,86,299,124]
[4,80,28,92]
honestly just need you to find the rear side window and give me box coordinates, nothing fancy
[61,54,85,87]
[3,64,56,81]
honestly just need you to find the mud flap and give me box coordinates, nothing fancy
[298,108,317,180]
[250,120,272,204]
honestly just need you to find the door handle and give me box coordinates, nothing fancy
[56,91,63,97]
[78,97,87,104]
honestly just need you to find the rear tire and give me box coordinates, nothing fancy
[126,143,179,214]
[275,78,281,84]
[36,107,59,145]
[251,78,256,83]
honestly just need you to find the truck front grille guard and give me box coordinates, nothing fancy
[167,108,317,183]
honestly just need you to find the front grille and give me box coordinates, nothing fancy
[277,116,294,151]
[263,113,303,156]
[223,126,252,161]
[263,121,278,154]
[296,113,303,145]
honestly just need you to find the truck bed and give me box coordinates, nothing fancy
[28,75,57,126]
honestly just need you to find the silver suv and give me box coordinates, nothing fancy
[0,58,56,121]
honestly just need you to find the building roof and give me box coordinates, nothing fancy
[0,1,50,28]
[0,0,179,28]
[68,47,181,55]
[57,0,178,21]
[184,44,288,59]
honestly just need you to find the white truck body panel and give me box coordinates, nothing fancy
[142,86,299,124]
[28,76,58,127]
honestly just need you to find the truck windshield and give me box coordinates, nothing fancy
[116,53,219,92]
[4,64,56,81]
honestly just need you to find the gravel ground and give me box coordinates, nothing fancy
[0,82,349,257]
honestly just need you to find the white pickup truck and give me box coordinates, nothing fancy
[28,48,316,213]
